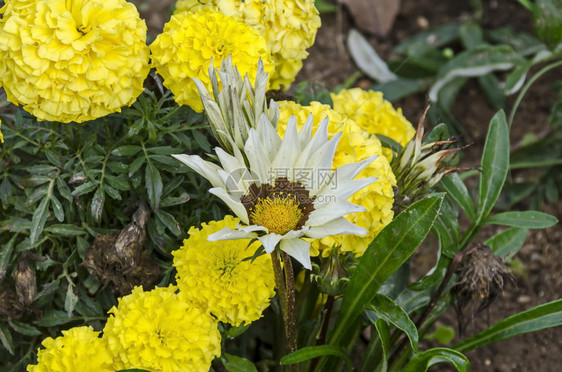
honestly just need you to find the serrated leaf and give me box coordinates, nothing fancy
[485,211,558,228]
[91,186,105,223]
[453,299,562,353]
[402,347,469,372]
[0,325,15,355]
[105,174,129,191]
[103,183,122,200]
[111,145,142,156]
[8,321,41,336]
[71,180,97,196]
[50,194,64,222]
[368,294,418,352]
[0,234,17,279]
[280,345,352,371]
[145,163,163,210]
[30,196,50,244]
[44,224,86,236]
[37,309,72,327]
[222,354,258,372]
[477,110,510,223]
[155,210,181,236]
[129,156,146,176]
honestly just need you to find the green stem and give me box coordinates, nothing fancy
[508,59,562,129]
[515,0,534,11]
[271,249,298,371]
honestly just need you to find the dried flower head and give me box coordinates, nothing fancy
[27,326,113,372]
[454,244,512,333]
[0,0,150,123]
[150,7,274,112]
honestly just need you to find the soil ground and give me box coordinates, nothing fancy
[134,0,562,370]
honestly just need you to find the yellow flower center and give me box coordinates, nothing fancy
[250,195,303,235]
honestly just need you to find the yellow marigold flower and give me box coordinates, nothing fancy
[150,8,274,112]
[174,0,321,90]
[103,286,221,372]
[0,0,150,123]
[277,101,396,257]
[173,215,276,326]
[331,88,416,160]
[27,326,113,372]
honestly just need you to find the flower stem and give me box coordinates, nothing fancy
[271,249,298,371]
[281,252,298,355]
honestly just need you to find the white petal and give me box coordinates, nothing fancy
[244,129,272,184]
[280,238,312,270]
[172,154,224,188]
[256,115,281,162]
[209,187,249,224]
[305,217,367,239]
[313,154,378,195]
[208,226,257,241]
[238,224,269,234]
[297,113,314,148]
[305,131,341,172]
[315,177,377,208]
[216,147,245,174]
[272,115,300,171]
[307,200,366,225]
[258,233,284,253]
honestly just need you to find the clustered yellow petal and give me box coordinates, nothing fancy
[150,7,274,112]
[174,0,321,90]
[0,0,150,123]
[173,215,276,326]
[331,88,416,160]
[27,326,113,372]
[103,286,221,372]
[277,101,396,257]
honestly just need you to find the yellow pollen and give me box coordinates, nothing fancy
[250,196,303,235]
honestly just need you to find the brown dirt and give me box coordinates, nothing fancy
[135,0,562,370]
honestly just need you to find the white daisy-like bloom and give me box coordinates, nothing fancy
[173,114,377,269]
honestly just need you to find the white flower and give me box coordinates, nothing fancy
[173,114,377,269]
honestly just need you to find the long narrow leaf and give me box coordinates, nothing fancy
[329,194,444,346]
[368,294,418,352]
[440,173,476,222]
[453,299,562,353]
[402,347,469,372]
[477,110,510,223]
[280,345,352,371]
[374,319,390,372]
[484,211,558,229]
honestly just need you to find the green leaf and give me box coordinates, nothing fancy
[402,347,469,372]
[504,62,532,95]
[294,81,333,106]
[0,325,15,355]
[453,299,562,353]
[50,194,64,222]
[37,309,72,327]
[226,323,251,338]
[533,0,562,48]
[485,227,529,258]
[425,325,456,345]
[145,163,163,210]
[368,294,418,352]
[8,321,41,336]
[348,29,396,83]
[44,224,86,236]
[129,156,146,176]
[374,319,390,372]
[280,345,352,371]
[485,211,558,228]
[429,46,523,101]
[0,234,17,279]
[65,285,79,317]
[91,186,105,223]
[459,21,484,49]
[70,180,97,196]
[222,354,258,372]
[393,24,461,55]
[478,74,505,110]
[477,110,510,223]
[30,196,50,244]
[440,173,476,223]
[370,78,431,102]
[329,194,444,346]
[112,145,142,156]
[155,210,181,236]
